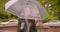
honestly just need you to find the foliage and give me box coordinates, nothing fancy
[38,0,60,23]
[0,0,18,22]
[42,16,58,23]
[0,19,9,22]
[0,0,60,22]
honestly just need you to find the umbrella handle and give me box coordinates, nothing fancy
[26,19,30,32]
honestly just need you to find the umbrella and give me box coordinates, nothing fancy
[5,0,48,20]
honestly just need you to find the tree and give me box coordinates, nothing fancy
[38,0,60,23]
[0,0,18,22]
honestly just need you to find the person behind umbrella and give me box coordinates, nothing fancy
[17,18,27,32]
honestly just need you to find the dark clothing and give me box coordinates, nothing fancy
[17,18,27,32]
[17,18,37,32]
[29,22,37,32]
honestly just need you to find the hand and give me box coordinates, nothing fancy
[20,22,25,29]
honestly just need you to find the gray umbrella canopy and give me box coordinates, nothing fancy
[5,0,48,20]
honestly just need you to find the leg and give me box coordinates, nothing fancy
[29,19,37,32]
[17,18,27,32]
[17,19,21,32]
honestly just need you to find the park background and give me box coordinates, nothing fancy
[0,0,60,23]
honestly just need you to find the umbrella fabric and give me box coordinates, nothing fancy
[5,0,48,20]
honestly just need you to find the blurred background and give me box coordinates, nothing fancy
[0,0,60,23]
